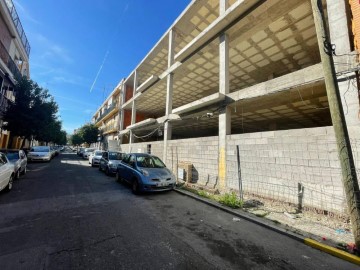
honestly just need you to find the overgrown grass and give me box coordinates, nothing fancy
[197,190,214,199]
[180,186,243,209]
[218,192,243,209]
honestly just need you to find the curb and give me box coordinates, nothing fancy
[174,188,360,266]
[304,238,360,266]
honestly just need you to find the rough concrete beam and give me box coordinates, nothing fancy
[157,114,181,124]
[119,129,130,135]
[127,118,157,130]
[136,75,159,93]
[122,92,141,110]
[173,93,226,115]
[159,61,182,80]
[227,64,324,102]
[175,0,264,62]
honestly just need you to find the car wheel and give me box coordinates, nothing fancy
[21,166,27,175]
[6,174,14,192]
[116,172,122,182]
[105,167,110,176]
[132,178,140,194]
[15,170,20,180]
[91,160,95,167]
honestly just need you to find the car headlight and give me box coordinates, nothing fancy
[141,169,149,176]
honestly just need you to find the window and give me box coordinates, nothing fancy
[0,153,8,165]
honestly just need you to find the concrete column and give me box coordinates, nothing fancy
[163,29,175,162]
[218,0,230,190]
[119,82,125,145]
[129,71,138,152]
[327,0,360,130]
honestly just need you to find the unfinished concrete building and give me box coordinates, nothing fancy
[94,0,360,215]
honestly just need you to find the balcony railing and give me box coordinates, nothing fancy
[95,102,119,123]
[102,123,120,134]
[4,0,31,57]
[0,40,22,80]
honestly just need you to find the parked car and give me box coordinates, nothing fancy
[27,146,52,162]
[83,148,95,159]
[99,151,123,175]
[77,147,85,157]
[1,149,27,179]
[89,150,104,167]
[116,153,176,194]
[0,152,15,192]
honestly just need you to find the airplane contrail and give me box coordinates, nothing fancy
[89,49,110,93]
[89,2,130,93]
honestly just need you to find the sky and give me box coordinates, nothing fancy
[14,0,191,135]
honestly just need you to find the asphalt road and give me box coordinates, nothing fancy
[0,150,357,270]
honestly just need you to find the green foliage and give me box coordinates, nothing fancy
[197,190,214,199]
[71,133,83,146]
[79,124,99,144]
[218,192,243,209]
[3,77,63,145]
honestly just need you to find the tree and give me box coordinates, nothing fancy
[79,124,99,145]
[3,77,34,146]
[71,133,83,146]
[3,77,61,147]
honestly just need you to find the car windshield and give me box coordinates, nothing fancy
[94,151,103,156]
[109,152,122,160]
[85,149,94,152]
[31,147,49,152]
[136,156,165,168]
[6,152,19,160]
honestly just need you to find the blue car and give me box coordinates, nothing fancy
[116,153,176,194]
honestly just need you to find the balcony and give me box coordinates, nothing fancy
[0,40,22,80]
[4,0,31,57]
[95,103,119,124]
[102,123,120,135]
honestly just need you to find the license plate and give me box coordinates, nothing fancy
[157,182,168,187]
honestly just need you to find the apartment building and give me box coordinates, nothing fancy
[97,0,360,215]
[0,0,30,149]
[92,82,123,150]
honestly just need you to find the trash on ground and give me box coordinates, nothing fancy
[232,217,241,222]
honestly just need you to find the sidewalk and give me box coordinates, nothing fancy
[174,187,360,266]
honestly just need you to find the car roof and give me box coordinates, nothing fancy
[128,153,155,157]
[0,149,21,152]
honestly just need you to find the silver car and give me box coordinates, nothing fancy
[89,150,104,166]
[2,149,27,179]
[27,146,52,162]
[83,148,95,159]
[0,152,15,192]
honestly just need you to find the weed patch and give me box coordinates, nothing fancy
[218,192,243,209]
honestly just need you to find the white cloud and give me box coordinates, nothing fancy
[13,0,40,25]
[35,34,73,64]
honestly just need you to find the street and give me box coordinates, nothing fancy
[0,150,356,270]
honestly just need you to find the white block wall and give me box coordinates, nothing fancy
[227,126,360,214]
[119,126,360,214]
[166,137,219,185]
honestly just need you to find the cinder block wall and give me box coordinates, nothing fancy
[166,137,219,185]
[226,126,360,214]
[119,126,360,214]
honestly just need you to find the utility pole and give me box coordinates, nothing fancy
[311,0,360,249]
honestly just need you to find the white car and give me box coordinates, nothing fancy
[27,146,52,162]
[89,150,104,167]
[83,148,95,159]
[0,152,15,192]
